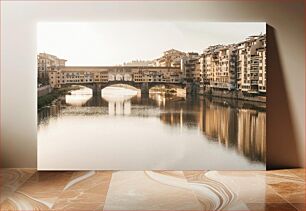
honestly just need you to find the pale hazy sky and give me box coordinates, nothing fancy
[37,22,265,66]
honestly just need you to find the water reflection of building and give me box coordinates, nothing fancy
[201,101,238,148]
[148,92,169,107]
[237,110,266,162]
[159,97,266,163]
[160,110,185,128]
[201,100,265,162]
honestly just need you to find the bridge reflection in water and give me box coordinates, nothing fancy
[38,86,266,170]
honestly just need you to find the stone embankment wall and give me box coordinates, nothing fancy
[202,87,266,103]
[37,85,52,97]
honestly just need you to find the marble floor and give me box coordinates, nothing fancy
[0,169,304,210]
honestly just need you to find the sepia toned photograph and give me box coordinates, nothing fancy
[37,22,266,170]
[2,1,305,211]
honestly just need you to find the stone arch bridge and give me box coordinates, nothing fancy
[57,66,199,95]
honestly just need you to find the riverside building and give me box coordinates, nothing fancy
[181,52,201,83]
[236,34,266,94]
[37,53,67,86]
[202,45,237,90]
[154,49,186,67]
[202,34,266,94]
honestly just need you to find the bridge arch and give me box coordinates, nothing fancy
[102,83,139,92]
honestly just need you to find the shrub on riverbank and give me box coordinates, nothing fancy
[37,86,80,109]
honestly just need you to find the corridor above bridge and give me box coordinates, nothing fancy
[48,66,184,88]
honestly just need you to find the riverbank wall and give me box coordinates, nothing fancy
[199,95,266,111]
[37,85,52,97]
[201,88,266,103]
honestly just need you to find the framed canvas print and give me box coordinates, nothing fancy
[37,22,266,170]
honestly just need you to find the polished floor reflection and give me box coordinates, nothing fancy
[38,86,266,170]
[0,169,304,210]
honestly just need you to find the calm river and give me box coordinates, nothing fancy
[38,86,266,170]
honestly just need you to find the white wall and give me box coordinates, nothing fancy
[1,1,304,168]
